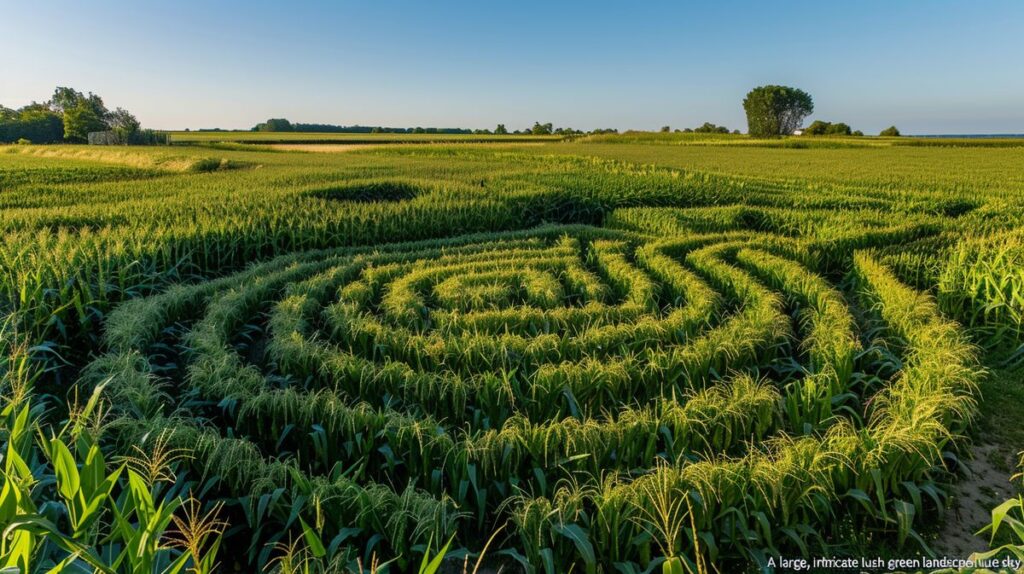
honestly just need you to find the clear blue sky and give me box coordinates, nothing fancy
[2,0,1021,134]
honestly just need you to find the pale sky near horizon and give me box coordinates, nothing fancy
[2,0,1022,134]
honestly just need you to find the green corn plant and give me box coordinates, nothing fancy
[7,136,1015,574]
[0,348,224,574]
[938,231,1024,354]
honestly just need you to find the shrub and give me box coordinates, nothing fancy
[804,121,853,136]
[693,122,730,134]
[825,122,851,135]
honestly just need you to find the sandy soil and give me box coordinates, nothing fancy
[934,443,1019,557]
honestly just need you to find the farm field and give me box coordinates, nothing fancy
[166,131,563,144]
[1,138,1023,572]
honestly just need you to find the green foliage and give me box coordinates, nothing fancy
[108,107,141,141]
[970,455,1024,567]
[0,101,69,144]
[826,122,851,135]
[0,359,223,573]
[692,122,729,134]
[0,85,165,146]
[62,102,107,142]
[0,139,1019,571]
[880,125,901,137]
[50,87,104,115]
[743,85,814,137]
[0,110,64,144]
[803,120,830,135]
[803,120,853,136]
[43,87,112,142]
[938,229,1024,356]
[256,118,295,132]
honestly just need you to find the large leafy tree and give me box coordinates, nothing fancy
[50,87,108,118]
[743,85,813,137]
[49,87,110,141]
[63,101,108,142]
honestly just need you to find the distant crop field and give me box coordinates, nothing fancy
[580,131,1024,148]
[2,140,1022,572]
[167,130,564,144]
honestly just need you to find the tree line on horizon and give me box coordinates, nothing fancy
[247,118,616,136]
[2,85,904,144]
[248,104,900,139]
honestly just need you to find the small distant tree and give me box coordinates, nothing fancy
[694,122,729,134]
[732,129,741,134]
[531,122,553,135]
[803,120,831,135]
[413,127,426,134]
[804,120,853,136]
[660,125,671,133]
[825,122,851,136]
[257,118,293,132]
[852,130,864,136]
[495,124,508,135]
[743,85,813,137]
[880,125,901,137]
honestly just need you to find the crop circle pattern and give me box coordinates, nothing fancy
[90,224,978,567]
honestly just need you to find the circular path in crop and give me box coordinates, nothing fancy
[89,222,978,568]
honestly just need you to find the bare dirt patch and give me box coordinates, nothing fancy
[933,443,1019,557]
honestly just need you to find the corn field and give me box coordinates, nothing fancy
[1,141,1023,572]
